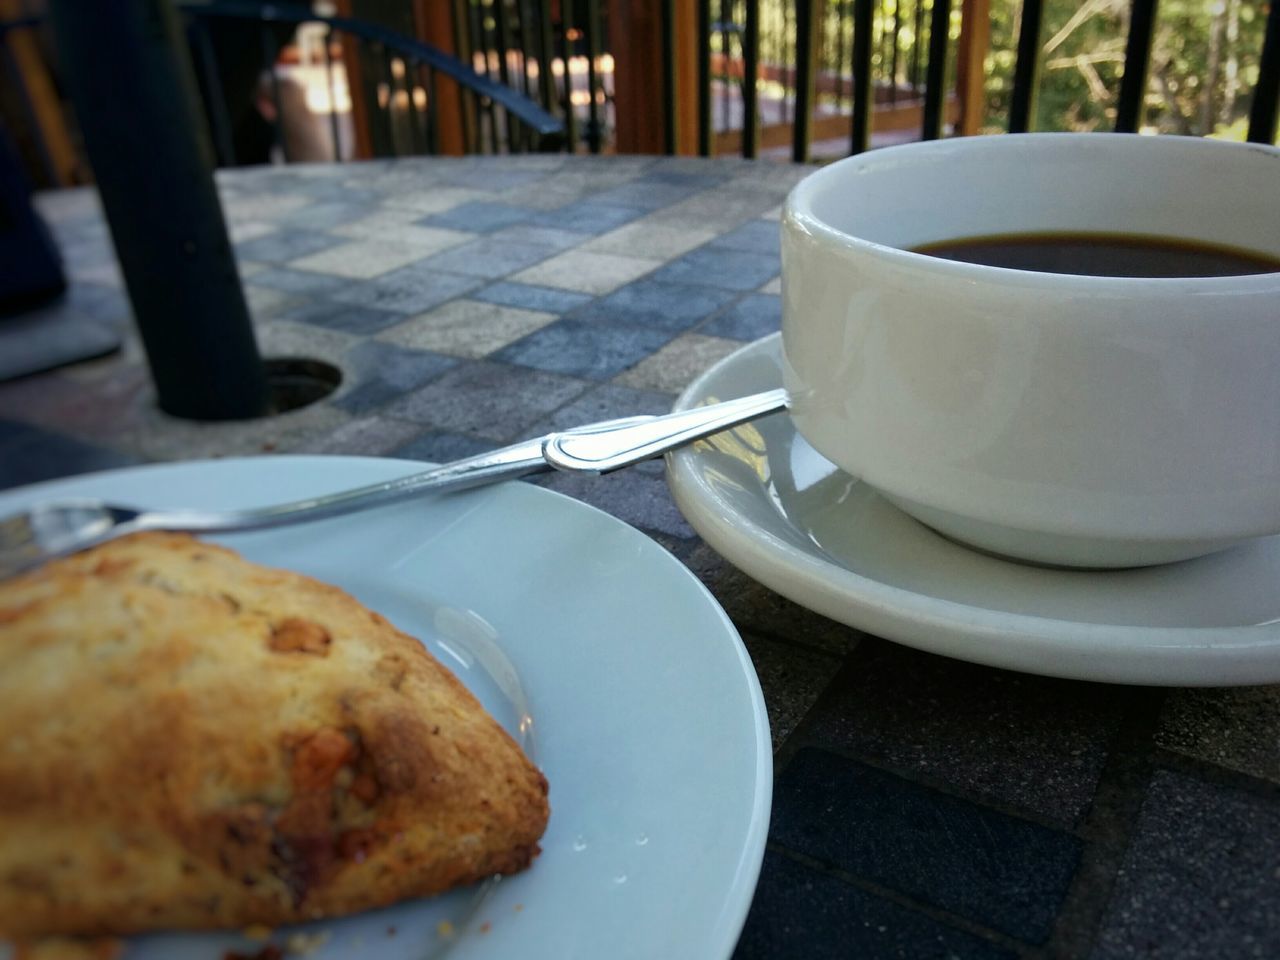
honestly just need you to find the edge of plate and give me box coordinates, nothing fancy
[0,455,773,958]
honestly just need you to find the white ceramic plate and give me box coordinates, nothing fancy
[667,334,1280,686]
[0,458,770,959]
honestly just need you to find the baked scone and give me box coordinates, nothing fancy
[0,532,549,938]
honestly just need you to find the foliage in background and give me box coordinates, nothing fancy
[738,0,1274,143]
[982,0,1271,137]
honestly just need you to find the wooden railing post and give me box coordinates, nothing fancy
[414,0,466,154]
[955,0,990,136]
[673,0,700,154]
[0,1,80,186]
[609,0,668,153]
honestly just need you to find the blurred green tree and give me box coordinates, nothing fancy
[982,0,1274,139]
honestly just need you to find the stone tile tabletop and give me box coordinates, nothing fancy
[6,155,1279,959]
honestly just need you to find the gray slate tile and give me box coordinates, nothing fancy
[389,430,498,463]
[0,419,141,492]
[709,218,782,256]
[572,278,736,331]
[1156,687,1280,784]
[472,281,594,315]
[1094,770,1280,959]
[804,637,1121,827]
[649,246,780,291]
[276,200,370,230]
[771,748,1081,944]
[531,200,645,234]
[418,201,533,233]
[333,341,459,414]
[494,318,674,380]
[279,300,405,335]
[245,268,350,295]
[589,180,705,211]
[330,266,482,314]
[235,231,343,264]
[384,361,589,440]
[418,236,560,279]
[735,851,1016,960]
[702,292,781,340]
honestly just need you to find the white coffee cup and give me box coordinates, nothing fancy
[781,133,1280,568]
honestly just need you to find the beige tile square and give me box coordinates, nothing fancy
[378,300,556,358]
[69,261,124,288]
[330,207,427,234]
[222,193,311,224]
[649,187,784,230]
[228,220,279,243]
[257,320,357,361]
[244,285,301,320]
[511,250,660,295]
[394,187,490,214]
[494,181,588,210]
[582,220,717,260]
[760,276,782,294]
[330,220,471,253]
[289,240,432,279]
[615,334,743,393]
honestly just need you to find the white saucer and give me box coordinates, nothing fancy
[666,334,1280,686]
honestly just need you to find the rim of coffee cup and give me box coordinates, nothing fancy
[784,133,1280,292]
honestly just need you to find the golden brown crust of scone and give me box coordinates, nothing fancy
[0,532,549,938]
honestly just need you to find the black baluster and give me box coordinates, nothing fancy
[661,0,677,153]
[406,59,429,154]
[1246,0,1279,143]
[834,0,847,111]
[890,0,902,103]
[467,0,498,151]
[560,0,580,151]
[921,0,951,139]
[532,0,555,114]
[512,0,535,151]
[585,0,604,153]
[794,0,817,162]
[698,0,712,154]
[188,19,237,167]
[743,0,759,156]
[911,0,924,93]
[1115,0,1158,133]
[851,0,873,152]
[781,0,792,124]
[379,43,402,155]
[427,66,442,153]
[491,0,514,150]
[1008,0,1043,132]
[261,24,289,161]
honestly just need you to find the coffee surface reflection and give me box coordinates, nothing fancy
[913,232,1280,278]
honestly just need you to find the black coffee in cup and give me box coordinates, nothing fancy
[913,232,1280,278]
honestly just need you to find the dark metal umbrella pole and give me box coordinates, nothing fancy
[49,0,268,420]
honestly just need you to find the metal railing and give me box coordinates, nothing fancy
[454,0,612,155]
[0,2,567,183]
[679,0,1280,160]
[3,0,1279,179]
[179,1,566,163]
